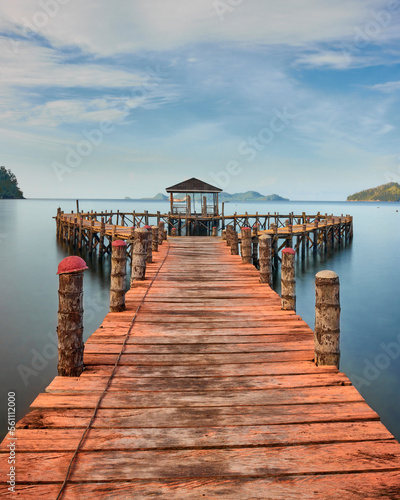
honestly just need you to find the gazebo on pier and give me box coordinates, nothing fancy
[166,177,222,217]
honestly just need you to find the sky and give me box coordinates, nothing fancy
[1,1,400,200]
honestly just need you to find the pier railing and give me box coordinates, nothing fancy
[55,209,353,265]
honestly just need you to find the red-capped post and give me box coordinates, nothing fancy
[57,256,88,376]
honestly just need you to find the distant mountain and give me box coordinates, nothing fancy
[347,182,400,202]
[152,193,168,200]
[220,191,288,202]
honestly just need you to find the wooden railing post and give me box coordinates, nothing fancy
[314,270,340,367]
[231,230,239,255]
[241,227,252,264]
[281,248,296,311]
[158,221,164,246]
[212,226,217,237]
[130,228,149,284]
[56,256,88,376]
[144,225,153,263]
[110,240,127,312]
[259,234,272,287]
[271,223,278,268]
[152,226,159,252]
[226,224,233,246]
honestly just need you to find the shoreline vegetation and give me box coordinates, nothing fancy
[347,182,400,202]
[0,167,24,199]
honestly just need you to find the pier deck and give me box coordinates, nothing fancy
[1,238,399,499]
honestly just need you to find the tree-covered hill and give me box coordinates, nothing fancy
[347,182,400,202]
[0,167,24,199]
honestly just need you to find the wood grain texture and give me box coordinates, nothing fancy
[1,237,399,499]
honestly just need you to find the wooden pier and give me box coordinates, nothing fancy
[55,209,353,264]
[2,237,399,499]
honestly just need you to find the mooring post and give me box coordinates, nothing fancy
[130,228,149,284]
[56,256,88,376]
[152,226,159,252]
[222,229,226,240]
[158,221,164,246]
[271,223,279,268]
[241,227,252,264]
[252,234,259,268]
[171,227,177,237]
[314,270,340,367]
[110,240,127,312]
[144,225,153,263]
[212,226,217,237]
[259,234,272,287]
[226,224,233,246]
[231,230,239,255]
[281,248,296,311]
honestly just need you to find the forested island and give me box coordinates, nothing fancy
[347,182,400,202]
[0,167,24,199]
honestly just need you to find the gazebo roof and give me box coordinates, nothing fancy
[165,177,222,194]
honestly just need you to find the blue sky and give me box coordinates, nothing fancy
[1,1,400,200]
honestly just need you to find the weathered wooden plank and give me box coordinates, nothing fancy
[31,385,364,409]
[82,361,337,378]
[83,350,314,365]
[17,402,380,429]
[4,421,393,452]
[1,441,399,482]
[8,473,400,500]
[45,372,351,393]
[83,340,314,354]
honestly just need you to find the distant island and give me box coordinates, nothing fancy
[347,182,400,202]
[130,191,288,202]
[0,167,24,199]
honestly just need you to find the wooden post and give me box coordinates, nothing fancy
[99,220,105,259]
[56,256,88,376]
[314,270,340,367]
[212,226,217,237]
[152,226,159,252]
[130,228,149,284]
[271,223,278,269]
[111,225,116,242]
[144,225,153,263]
[241,227,252,264]
[313,219,319,252]
[144,210,149,225]
[221,202,225,229]
[171,227,177,237]
[302,223,307,256]
[88,219,94,254]
[259,234,272,287]
[222,229,226,241]
[158,221,164,245]
[252,236,258,268]
[281,248,296,311]
[110,240,127,312]
[76,199,80,214]
[226,224,233,246]
[231,231,239,255]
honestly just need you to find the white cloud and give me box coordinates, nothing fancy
[0,0,395,56]
[369,80,400,92]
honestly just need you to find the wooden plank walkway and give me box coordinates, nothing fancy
[1,237,400,499]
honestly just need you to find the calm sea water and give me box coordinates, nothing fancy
[1,199,399,440]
